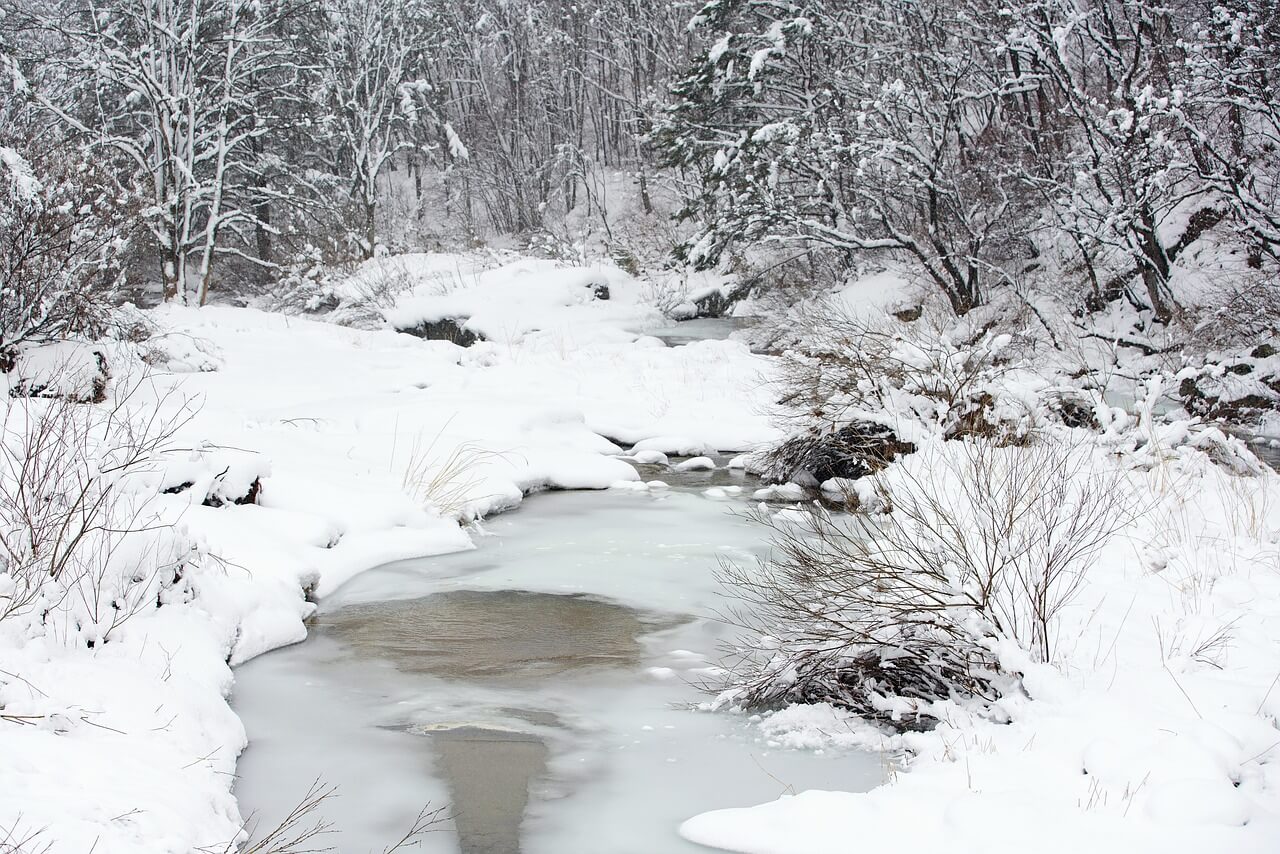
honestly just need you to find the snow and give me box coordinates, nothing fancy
[6,249,1280,854]
[0,253,779,853]
[682,442,1280,854]
[0,145,41,201]
[358,253,658,344]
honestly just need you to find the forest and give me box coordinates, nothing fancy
[2,2,1280,853]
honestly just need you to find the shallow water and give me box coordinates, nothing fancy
[1243,435,1280,470]
[323,590,658,681]
[646,316,757,348]
[232,487,882,854]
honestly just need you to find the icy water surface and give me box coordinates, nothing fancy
[646,316,757,348]
[232,487,883,854]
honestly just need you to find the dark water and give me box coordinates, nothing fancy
[321,590,654,681]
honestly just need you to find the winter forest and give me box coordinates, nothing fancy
[2,0,1280,851]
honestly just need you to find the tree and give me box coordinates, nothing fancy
[0,132,133,358]
[319,0,442,257]
[1177,0,1280,267]
[655,0,1042,316]
[33,0,292,303]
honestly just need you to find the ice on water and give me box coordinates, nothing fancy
[232,489,881,854]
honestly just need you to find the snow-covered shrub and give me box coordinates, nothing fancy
[0,139,132,361]
[331,259,420,329]
[717,438,1136,729]
[758,304,1043,484]
[0,376,197,647]
[265,247,348,316]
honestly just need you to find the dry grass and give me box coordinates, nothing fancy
[394,419,513,519]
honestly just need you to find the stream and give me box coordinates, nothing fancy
[231,320,881,854]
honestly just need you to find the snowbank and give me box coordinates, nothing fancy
[0,255,779,852]
[682,442,1280,854]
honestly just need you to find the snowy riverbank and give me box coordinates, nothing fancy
[3,254,1280,854]
[0,255,777,852]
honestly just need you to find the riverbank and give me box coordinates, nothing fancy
[4,253,1280,854]
[0,255,777,852]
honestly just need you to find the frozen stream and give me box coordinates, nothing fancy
[232,478,883,854]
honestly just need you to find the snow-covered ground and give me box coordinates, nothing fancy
[682,441,1280,853]
[3,253,1279,854]
[0,254,776,852]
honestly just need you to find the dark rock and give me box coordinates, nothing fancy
[398,317,483,347]
[587,281,610,301]
[7,348,109,403]
[1251,344,1276,359]
[759,421,915,484]
[203,475,262,508]
[893,305,924,322]
[1046,395,1099,430]
[165,473,263,507]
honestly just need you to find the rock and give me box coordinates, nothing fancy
[587,280,610,301]
[752,483,809,502]
[758,422,915,485]
[7,343,109,403]
[673,456,716,472]
[631,436,711,456]
[398,317,483,347]
[1046,394,1099,430]
[670,301,698,321]
[159,448,269,507]
[631,450,670,465]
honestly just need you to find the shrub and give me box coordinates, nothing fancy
[716,438,1135,729]
[757,303,1039,484]
[0,138,133,361]
[0,372,195,647]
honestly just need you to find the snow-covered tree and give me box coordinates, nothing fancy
[318,0,443,258]
[655,0,1044,316]
[1177,0,1280,267]
[36,0,292,304]
[0,133,133,358]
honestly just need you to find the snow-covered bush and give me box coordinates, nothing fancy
[0,139,132,361]
[717,437,1136,729]
[0,376,197,647]
[757,304,1047,484]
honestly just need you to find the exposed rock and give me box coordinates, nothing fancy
[1046,394,1100,430]
[398,317,483,347]
[758,421,915,485]
[673,456,716,472]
